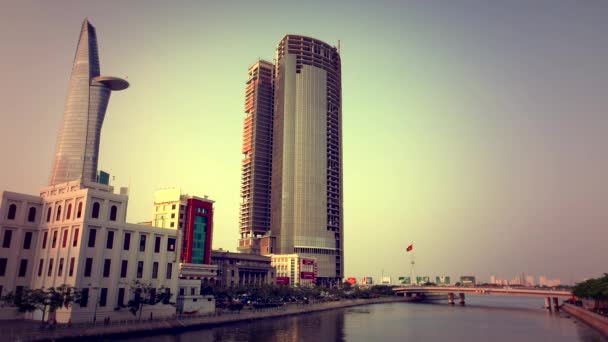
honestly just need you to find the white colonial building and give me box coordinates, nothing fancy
[0,180,181,322]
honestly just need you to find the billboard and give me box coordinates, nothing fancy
[381,276,392,285]
[398,276,411,285]
[276,277,290,285]
[460,276,476,285]
[362,277,374,285]
[302,259,315,265]
[346,277,357,285]
[300,272,315,280]
[416,276,431,284]
[436,276,451,285]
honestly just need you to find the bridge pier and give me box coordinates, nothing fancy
[447,293,455,305]
[459,293,465,305]
[552,297,559,311]
[545,297,552,311]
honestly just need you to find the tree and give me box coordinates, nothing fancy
[0,285,80,323]
[573,274,608,300]
[126,280,173,320]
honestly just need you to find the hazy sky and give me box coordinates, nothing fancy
[1,0,606,284]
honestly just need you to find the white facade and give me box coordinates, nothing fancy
[0,180,181,323]
[270,254,317,286]
[176,278,215,315]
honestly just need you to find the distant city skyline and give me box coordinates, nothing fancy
[1,0,607,284]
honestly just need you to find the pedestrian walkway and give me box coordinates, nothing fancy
[4,297,407,341]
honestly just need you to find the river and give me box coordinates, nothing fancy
[117,296,606,341]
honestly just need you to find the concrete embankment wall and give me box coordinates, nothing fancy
[26,297,409,341]
[562,303,608,337]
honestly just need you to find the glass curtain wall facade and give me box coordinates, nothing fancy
[270,35,343,285]
[49,18,128,186]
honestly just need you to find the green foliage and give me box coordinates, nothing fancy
[126,280,173,319]
[0,285,80,322]
[573,273,608,300]
[209,283,396,306]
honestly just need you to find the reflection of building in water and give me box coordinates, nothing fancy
[210,307,346,342]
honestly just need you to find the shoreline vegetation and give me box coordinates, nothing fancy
[9,295,410,342]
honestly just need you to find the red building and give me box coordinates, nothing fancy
[182,197,214,264]
[153,189,214,265]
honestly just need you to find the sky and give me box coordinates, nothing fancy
[0,0,606,285]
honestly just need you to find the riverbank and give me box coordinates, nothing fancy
[7,296,410,341]
[562,303,608,337]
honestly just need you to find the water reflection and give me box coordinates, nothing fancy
[117,297,605,342]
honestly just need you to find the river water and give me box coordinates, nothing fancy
[119,296,606,342]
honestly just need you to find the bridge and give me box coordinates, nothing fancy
[393,286,572,310]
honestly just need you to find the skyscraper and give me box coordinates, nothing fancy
[271,35,343,285]
[49,18,128,186]
[238,61,274,254]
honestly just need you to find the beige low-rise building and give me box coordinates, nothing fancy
[270,254,317,286]
[211,250,275,287]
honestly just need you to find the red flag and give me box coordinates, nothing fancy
[406,244,413,252]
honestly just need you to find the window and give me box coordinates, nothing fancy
[46,207,52,222]
[139,235,146,252]
[172,204,176,210]
[137,261,143,278]
[56,205,62,221]
[66,204,72,220]
[23,232,32,249]
[179,287,185,296]
[2,230,12,248]
[51,230,57,248]
[80,288,89,307]
[91,202,100,219]
[149,288,157,304]
[73,229,79,247]
[152,262,159,279]
[62,230,68,248]
[27,207,36,222]
[109,205,117,221]
[117,288,125,307]
[120,260,128,278]
[84,258,93,277]
[170,222,175,228]
[37,259,44,277]
[106,231,114,249]
[171,213,175,219]
[0,258,7,276]
[167,238,176,252]
[7,204,17,220]
[123,233,131,250]
[15,286,24,298]
[57,258,64,277]
[103,259,111,277]
[154,236,161,253]
[166,263,172,279]
[69,257,75,277]
[191,287,195,295]
[47,258,54,277]
[99,288,107,307]
[77,202,82,218]
[88,228,96,247]
[42,231,48,249]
